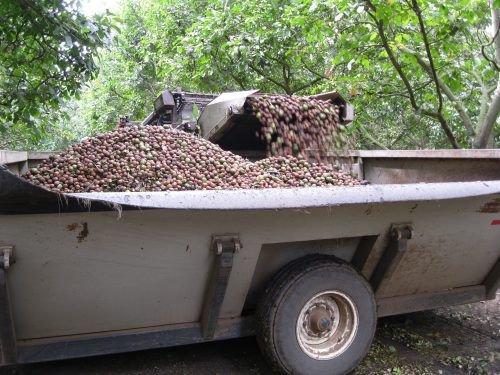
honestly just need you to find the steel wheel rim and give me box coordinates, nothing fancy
[296,290,359,360]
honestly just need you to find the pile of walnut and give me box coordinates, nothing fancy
[22,126,365,192]
[247,95,350,159]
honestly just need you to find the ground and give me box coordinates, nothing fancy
[1,294,498,375]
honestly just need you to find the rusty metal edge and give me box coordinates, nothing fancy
[0,166,137,215]
[0,151,28,165]
[15,316,254,365]
[376,285,486,317]
[337,149,500,159]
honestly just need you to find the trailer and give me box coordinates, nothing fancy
[1,147,500,374]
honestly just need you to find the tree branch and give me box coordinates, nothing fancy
[212,51,248,90]
[293,77,323,93]
[364,0,418,109]
[247,62,291,93]
[390,120,420,148]
[109,86,130,101]
[401,47,475,137]
[357,123,389,149]
[411,0,444,113]
[481,6,500,71]
[364,0,460,148]
[302,62,332,80]
[364,79,434,99]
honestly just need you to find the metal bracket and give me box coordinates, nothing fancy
[200,235,240,339]
[0,246,16,364]
[0,246,14,270]
[351,235,379,274]
[483,258,500,300]
[370,224,413,295]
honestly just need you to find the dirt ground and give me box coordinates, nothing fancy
[1,294,498,375]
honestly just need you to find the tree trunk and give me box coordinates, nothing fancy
[473,80,500,148]
[472,7,500,148]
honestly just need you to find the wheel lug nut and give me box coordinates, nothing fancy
[320,318,331,330]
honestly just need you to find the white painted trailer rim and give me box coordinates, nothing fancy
[68,180,500,210]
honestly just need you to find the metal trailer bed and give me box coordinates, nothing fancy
[0,150,499,373]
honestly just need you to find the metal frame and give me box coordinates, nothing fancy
[350,235,379,274]
[0,237,253,366]
[377,285,486,317]
[0,225,496,365]
[0,246,16,365]
[201,235,240,339]
[1,151,498,365]
[370,224,413,295]
[17,316,254,364]
[335,149,500,159]
[483,258,500,300]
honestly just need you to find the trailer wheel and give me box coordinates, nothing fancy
[256,254,376,375]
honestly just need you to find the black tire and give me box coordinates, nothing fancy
[256,254,376,375]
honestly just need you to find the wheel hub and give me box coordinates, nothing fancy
[307,306,335,335]
[296,290,359,360]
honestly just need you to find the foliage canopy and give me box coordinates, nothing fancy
[1,0,498,151]
[0,0,114,147]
